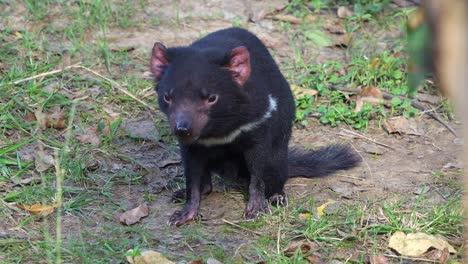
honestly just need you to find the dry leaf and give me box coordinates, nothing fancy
[324,20,346,35]
[270,14,317,24]
[370,253,389,264]
[17,203,56,216]
[354,86,384,112]
[35,107,67,129]
[388,231,456,257]
[316,199,335,216]
[76,128,101,145]
[424,248,450,263]
[337,6,354,18]
[306,254,322,264]
[291,85,319,99]
[298,212,312,221]
[123,119,159,142]
[188,260,203,264]
[382,116,422,135]
[206,258,224,264]
[120,204,149,226]
[11,176,42,186]
[35,149,55,172]
[126,250,174,264]
[284,239,317,256]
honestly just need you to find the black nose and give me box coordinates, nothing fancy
[175,120,191,137]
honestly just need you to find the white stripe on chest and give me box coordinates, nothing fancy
[197,94,278,147]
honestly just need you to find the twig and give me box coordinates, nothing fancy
[73,65,156,111]
[9,63,82,85]
[222,219,262,236]
[340,128,396,150]
[8,64,156,112]
[276,225,281,254]
[331,86,458,136]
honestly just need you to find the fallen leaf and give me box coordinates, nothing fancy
[270,14,316,24]
[439,247,450,264]
[388,231,456,257]
[382,116,422,135]
[188,260,203,264]
[316,199,335,216]
[307,254,323,264]
[35,107,67,129]
[11,176,42,186]
[122,119,159,142]
[324,20,346,35]
[284,239,317,256]
[413,186,430,195]
[442,162,463,170]
[362,144,386,155]
[76,128,101,145]
[354,86,384,112]
[35,149,55,172]
[337,6,354,18]
[120,204,149,226]
[126,250,174,264]
[268,14,302,24]
[248,0,288,22]
[17,203,56,216]
[370,253,389,264]
[291,85,319,99]
[18,146,35,163]
[298,212,312,221]
[206,258,224,264]
[424,247,450,263]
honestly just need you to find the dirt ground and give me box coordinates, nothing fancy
[1,0,463,263]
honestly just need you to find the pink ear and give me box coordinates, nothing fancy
[150,42,169,80]
[227,46,251,86]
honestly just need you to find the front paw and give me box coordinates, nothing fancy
[269,193,288,207]
[244,198,269,219]
[168,208,199,226]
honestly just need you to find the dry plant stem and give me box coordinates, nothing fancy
[340,128,395,150]
[8,64,156,112]
[222,219,262,236]
[331,86,458,136]
[74,65,156,112]
[276,225,281,254]
[10,63,82,85]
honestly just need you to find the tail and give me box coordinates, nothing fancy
[288,144,361,177]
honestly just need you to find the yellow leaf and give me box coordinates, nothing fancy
[291,85,319,99]
[126,250,174,264]
[17,203,56,216]
[316,199,335,216]
[388,231,456,257]
[298,212,311,221]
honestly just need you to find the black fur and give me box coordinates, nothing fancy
[288,145,362,177]
[150,28,361,226]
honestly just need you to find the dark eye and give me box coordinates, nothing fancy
[163,93,172,103]
[207,94,218,104]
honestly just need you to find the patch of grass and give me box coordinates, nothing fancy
[251,196,463,262]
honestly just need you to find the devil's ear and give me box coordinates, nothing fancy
[226,46,251,86]
[150,42,169,80]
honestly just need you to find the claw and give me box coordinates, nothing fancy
[244,198,269,219]
[168,208,199,226]
[269,193,288,207]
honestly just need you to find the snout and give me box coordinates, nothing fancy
[175,119,192,138]
[172,111,196,143]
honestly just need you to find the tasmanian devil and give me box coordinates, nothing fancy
[150,27,361,226]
